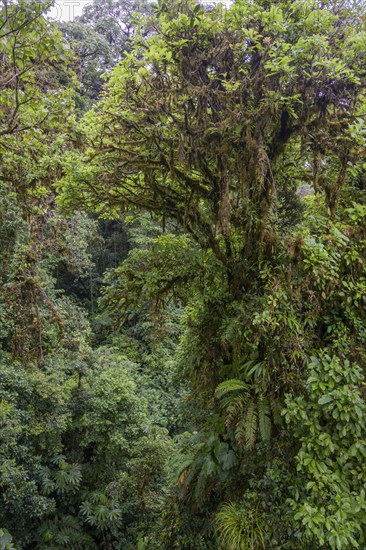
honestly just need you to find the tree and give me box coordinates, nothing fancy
[59,0,366,413]
[58,0,366,546]
[0,2,178,549]
[0,0,74,141]
[60,0,365,269]
[2,0,366,547]
[60,0,152,107]
[78,0,151,53]
[0,0,88,363]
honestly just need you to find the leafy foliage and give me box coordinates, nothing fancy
[216,501,266,550]
[285,355,366,549]
[215,379,281,449]
[2,0,366,548]
[60,0,152,109]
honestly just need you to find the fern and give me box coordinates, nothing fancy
[216,379,282,450]
[234,414,246,448]
[215,379,248,399]
[258,398,272,442]
[270,398,283,427]
[223,395,246,429]
[244,402,258,451]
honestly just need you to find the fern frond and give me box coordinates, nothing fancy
[258,398,272,442]
[217,381,279,451]
[244,401,258,451]
[224,395,246,429]
[270,397,283,427]
[234,414,246,448]
[215,379,248,399]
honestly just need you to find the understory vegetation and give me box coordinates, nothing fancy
[1,0,366,548]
